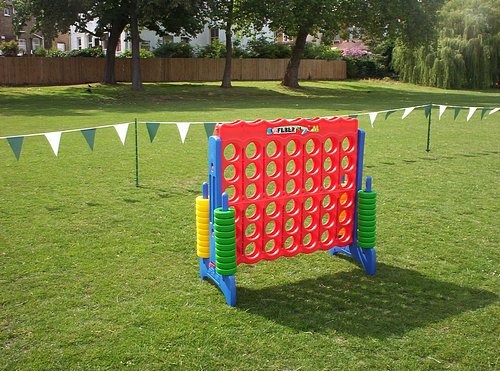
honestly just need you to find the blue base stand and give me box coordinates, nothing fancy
[330,245,376,275]
[199,258,237,306]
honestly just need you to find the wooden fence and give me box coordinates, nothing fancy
[0,57,346,85]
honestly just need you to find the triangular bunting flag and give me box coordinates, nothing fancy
[81,128,96,151]
[385,110,396,120]
[402,107,415,119]
[204,122,216,138]
[348,114,358,118]
[114,123,129,145]
[454,107,461,120]
[146,122,160,143]
[466,107,478,122]
[7,136,24,160]
[45,132,62,156]
[176,122,190,144]
[438,105,447,120]
[489,108,499,115]
[424,104,432,118]
[480,108,490,120]
[368,112,378,127]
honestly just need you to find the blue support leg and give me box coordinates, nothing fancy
[199,137,238,306]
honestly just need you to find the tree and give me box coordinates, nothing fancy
[13,0,205,89]
[260,0,444,88]
[204,0,260,88]
[392,0,499,89]
[12,0,91,49]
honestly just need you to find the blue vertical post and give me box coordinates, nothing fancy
[199,135,236,306]
[330,128,376,275]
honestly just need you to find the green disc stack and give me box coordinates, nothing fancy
[214,207,237,275]
[357,189,376,248]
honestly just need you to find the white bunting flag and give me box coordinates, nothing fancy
[438,105,447,120]
[490,108,499,115]
[368,112,378,127]
[176,122,191,144]
[114,123,129,145]
[402,107,415,120]
[44,132,62,156]
[467,107,478,122]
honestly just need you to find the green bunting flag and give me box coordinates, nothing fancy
[424,104,432,119]
[454,107,461,120]
[481,108,490,120]
[81,129,96,151]
[7,136,24,160]
[385,110,396,119]
[204,122,216,138]
[146,122,160,143]
[348,114,358,118]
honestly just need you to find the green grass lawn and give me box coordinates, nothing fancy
[1,80,499,369]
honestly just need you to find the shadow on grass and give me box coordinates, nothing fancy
[2,82,499,119]
[237,263,497,338]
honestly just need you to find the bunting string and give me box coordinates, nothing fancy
[1,104,498,161]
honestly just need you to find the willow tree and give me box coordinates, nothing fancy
[393,0,499,89]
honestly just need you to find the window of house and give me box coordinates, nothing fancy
[18,39,26,52]
[77,37,82,50]
[93,37,100,47]
[141,40,150,50]
[4,8,11,16]
[57,42,65,51]
[32,38,41,51]
[210,28,219,42]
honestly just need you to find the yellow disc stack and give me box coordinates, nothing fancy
[196,196,210,258]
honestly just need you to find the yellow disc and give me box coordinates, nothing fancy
[196,197,209,210]
[197,250,210,258]
[197,239,209,247]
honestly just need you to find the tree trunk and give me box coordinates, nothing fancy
[282,28,309,88]
[221,0,234,88]
[130,8,143,91]
[104,19,127,85]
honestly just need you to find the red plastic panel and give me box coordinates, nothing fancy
[216,117,358,265]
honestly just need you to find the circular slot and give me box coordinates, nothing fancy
[245,183,257,199]
[266,140,278,158]
[245,163,258,180]
[224,143,237,161]
[245,142,258,159]
[266,161,278,178]
[224,164,237,182]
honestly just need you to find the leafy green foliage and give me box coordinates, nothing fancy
[67,48,106,58]
[153,42,195,58]
[196,39,227,58]
[392,0,499,89]
[303,43,341,60]
[246,37,291,58]
[33,47,48,57]
[0,40,19,56]
[118,48,155,58]
[46,48,69,57]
